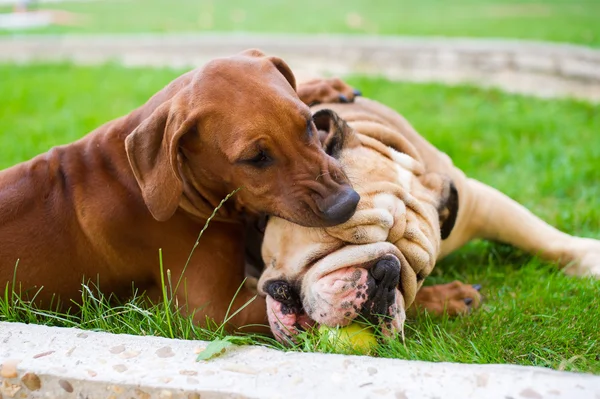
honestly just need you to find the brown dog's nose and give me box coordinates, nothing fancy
[317,187,360,225]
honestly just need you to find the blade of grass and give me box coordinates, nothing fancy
[174,187,241,293]
[159,248,175,339]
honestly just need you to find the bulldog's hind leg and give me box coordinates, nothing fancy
[456,178,600,277]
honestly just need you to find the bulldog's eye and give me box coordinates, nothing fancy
[244,150,273,168]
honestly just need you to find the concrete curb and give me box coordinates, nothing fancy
[1,322,599,399]
[1,33,600,102]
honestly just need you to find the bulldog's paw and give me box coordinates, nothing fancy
[297,77,361,106]
[413,281,482,316]
[562,238,600,278]
[575,253,600,277]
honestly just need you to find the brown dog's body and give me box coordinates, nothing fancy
[1,117,252,322]
[0,52,361,329]
[259,93,600,341]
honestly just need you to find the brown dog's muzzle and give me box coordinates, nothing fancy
[285,108,360,227]
[288,157,359,227]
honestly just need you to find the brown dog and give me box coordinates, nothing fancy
[0,50,360,330]
[257,83,600,342]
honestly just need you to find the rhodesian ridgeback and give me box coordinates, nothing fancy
[0,50,360,330]
[257,81,600,342]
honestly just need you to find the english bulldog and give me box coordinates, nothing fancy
[255,85,600,342]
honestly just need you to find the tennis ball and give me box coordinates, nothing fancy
[319,322,378,354]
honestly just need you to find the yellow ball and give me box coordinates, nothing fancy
[319,322,378,354]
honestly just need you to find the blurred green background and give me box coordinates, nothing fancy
[1,0,600,46]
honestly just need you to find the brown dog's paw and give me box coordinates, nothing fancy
[297,78,361,106]
[412,281,482,317]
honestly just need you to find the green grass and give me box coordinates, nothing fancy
[1,0,600,47]
[1,63,599,373]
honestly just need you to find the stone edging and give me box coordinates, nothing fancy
[1,33,600,102]
[1,322,599,399]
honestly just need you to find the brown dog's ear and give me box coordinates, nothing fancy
[267,56,297,91]
[125,101,195,222]
[239,48,297,91]
[312,109,357,159]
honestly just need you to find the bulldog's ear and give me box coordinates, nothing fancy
[240,48,297,91]
[312,109,358,159]
[125,101,196,222]
[437,180,459,240]
[419,173,459,240]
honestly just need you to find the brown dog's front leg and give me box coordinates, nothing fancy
[151,221,270,334]
[178,283,268,334]
[215,286,269,334]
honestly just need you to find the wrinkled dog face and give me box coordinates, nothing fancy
[258,107,455,343]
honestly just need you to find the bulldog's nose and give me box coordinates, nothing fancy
[317,186,360,225]
[370,256,400,289]
[361,255,401,324]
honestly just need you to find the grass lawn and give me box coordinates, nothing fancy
[1,63,599,374]
[1,0,600,47]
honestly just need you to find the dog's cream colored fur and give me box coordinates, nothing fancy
[258,96,600,340]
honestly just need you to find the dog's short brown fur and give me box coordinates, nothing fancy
[0,51,361,330]
[258,82,600,341]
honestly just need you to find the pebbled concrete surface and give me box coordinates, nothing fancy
[1,33,599,102]
[1,322,599,399]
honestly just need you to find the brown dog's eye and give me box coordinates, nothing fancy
[244,150,273,168]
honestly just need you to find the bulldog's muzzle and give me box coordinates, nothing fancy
[262,251,405,343]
